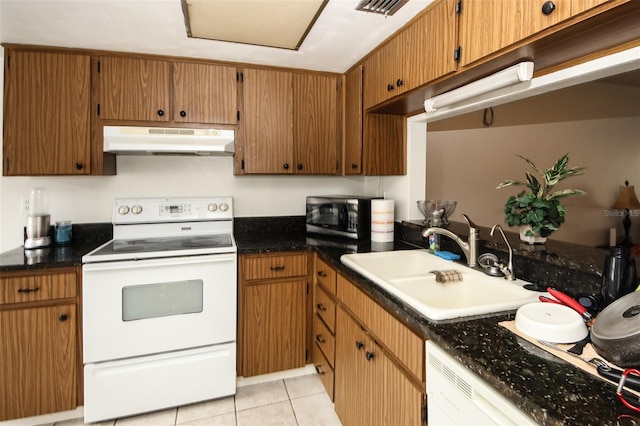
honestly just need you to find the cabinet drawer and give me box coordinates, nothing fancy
[312,340,334,401]
[1,272,76,305]
[315,257,337,294]
[337,273,424,382]
[313,314,335,367]
[315,285,336,333]
[242,252,308,281]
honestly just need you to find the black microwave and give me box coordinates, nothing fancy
[306,195,381,240]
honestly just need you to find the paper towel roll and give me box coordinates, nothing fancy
[371,199,394,242]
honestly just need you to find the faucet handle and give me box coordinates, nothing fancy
[461,214,479,233]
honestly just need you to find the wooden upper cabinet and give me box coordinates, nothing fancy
[363,0,458,110]
[458,0,572,67]
[99,56,170,122]
[344,65,363,175]
[3,50,91,175]
[240,68,294,173]
[293,73,340,174]
[363,34,404,109]
[239,68,340,175]
[172,62,237,124]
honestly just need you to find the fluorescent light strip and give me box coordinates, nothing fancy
[424,62,534,113]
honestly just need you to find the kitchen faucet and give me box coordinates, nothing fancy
[422,214,479,268]
[490,224,516,280]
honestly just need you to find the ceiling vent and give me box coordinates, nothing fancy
[355,0,407,16]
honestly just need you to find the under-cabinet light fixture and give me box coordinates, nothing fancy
[424,62,535,113]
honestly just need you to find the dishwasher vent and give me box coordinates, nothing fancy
[430,353,473,399]
[355,0,407,16]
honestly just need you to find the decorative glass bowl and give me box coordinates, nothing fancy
[417,200,457,226]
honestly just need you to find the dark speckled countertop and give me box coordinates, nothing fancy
[234,217,636,426]
[1,216,634,425]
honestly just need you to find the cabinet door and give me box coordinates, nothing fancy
[241,68,293,173]
[99,56,170,122]
[363,37,403,109]
[459,0,572,67]
[335,308,369,426]
[344,65,363,175]
[173,62,237,124]
[293,73,339,174]
[363,113,406,176]
[243,279,306,376]
[3,51,91,175]
[0,305,76,421]
[403,0,458,91]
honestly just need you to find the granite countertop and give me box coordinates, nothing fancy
[0,223,112,272]
[1,217,631,425]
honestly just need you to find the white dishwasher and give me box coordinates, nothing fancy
[426,341,537,426]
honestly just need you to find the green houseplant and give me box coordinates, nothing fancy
[497,153,585,243]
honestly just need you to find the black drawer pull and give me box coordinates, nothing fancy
[355,341,364,350]
[315,365,326,375]
[316,303,327,312]
[541,1,556,15]
[316,334,326,343]
[366,351,375,361]
[17,287,40,293]
[317,271,328,278]
[59,313,68,322]
[270,266,285,271]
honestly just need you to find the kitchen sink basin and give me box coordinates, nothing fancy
[341,249,539,321]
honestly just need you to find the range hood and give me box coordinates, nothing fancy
[103,126,235,156]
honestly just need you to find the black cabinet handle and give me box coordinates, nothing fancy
[541,1,556,15]
[355,341,364,350]
[365,351,375,361]
[17,287,40,293]
[315,365,326,375]
[180,110,187,117]
[387,84,394,92]
[396,79,404,87]
[297,164,303,170]
[317,271,328,278]
[157,109,164,116]
[351,164,358,169]
[75,162,83,170]
[59,313,68,322]
[283,163,290,170]
[316,303,327,312]
[316,334,326,343]
[270,265,285,271]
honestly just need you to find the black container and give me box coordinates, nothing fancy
[600,246,637,307]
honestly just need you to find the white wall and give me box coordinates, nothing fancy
[426,116,640,247]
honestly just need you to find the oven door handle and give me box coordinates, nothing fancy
[83,254,236,271]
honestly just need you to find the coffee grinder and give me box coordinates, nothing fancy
[24,187,52,249]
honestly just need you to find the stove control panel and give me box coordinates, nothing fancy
[113,197,233,224]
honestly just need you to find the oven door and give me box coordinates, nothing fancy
[82,253,236,364]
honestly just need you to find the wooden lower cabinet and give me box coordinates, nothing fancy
[239,252,309,377]
[0,268,79,421]
[334,308,424,426]
[243,278,306,376]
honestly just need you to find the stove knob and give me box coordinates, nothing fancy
[118,205,130,215]
[131,205,143,215]
[219,202,229,212]
[208,203,218,212]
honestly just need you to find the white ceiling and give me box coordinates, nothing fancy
[0,0,434,73]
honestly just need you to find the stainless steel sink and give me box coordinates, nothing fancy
[341,249,539,321]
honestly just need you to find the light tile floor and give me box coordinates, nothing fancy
[49,374,341,426]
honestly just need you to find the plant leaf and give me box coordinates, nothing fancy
[548,189,586,200]
[496,180,524,189]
